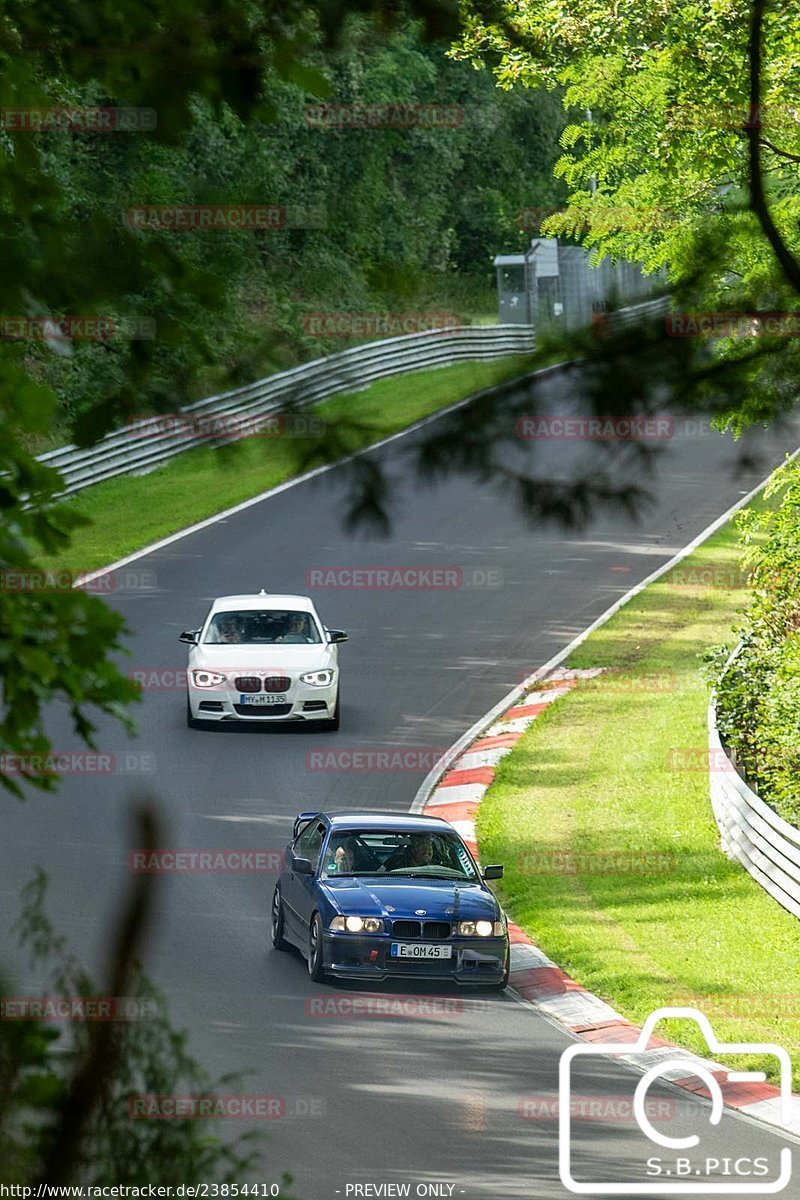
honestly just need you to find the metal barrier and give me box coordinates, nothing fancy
[38,325,536,496]
[708,693,800,919]
[37,295,671,498]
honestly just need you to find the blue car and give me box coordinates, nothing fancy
[271,810,510,990]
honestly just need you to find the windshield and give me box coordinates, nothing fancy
[321,829,479,881]
[203,609,321,645]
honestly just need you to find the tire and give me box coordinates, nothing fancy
[271,887,290,952]
[486,947,510,993]
[307,913,326,981]
[327,691,340,731]
[186,695,203,730]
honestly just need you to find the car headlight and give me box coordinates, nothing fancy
[192,669,227,688]
[299,669,335,687]
[458,919,503,937]
[329,915,384,934]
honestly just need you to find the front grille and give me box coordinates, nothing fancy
[423,921,451,939]
[235,676,261,693]
[264,675,291,693]
[390,920,452,939]
[233,703,293,717]
[391,920,421,939]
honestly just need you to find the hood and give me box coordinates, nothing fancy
[191,644,334,671]
[321,877,499,922]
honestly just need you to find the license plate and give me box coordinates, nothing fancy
[239,693,288,706]
[390,943,452,959]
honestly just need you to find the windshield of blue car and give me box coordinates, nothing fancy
[202,610,322,645]
[321,830,479,881]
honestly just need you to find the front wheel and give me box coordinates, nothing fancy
[186,695,203,730]
[271,887,290,951]
[307,913,326,981]
[327,691,340,731]
[486,948,510,993]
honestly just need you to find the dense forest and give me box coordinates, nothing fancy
[26,20,565,434]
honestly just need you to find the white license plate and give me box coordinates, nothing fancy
[391,943,452,959]
[239,693,288,706]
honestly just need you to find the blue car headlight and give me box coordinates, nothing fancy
[329,915,384,934]
[458,920,504,937]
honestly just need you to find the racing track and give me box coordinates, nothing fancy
[2,368,799,1197]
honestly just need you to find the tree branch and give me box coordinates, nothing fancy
[747,0,800,293]
[759,135,800,164]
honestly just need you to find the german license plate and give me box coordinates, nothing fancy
[390,943,452,959]
[239,693,287,705]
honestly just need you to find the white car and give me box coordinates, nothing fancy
[182,592,346,729]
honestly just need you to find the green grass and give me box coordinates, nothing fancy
[43,354,540,576]
[478,491,800,1086]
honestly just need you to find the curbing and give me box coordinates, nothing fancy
[411,442,800,1142]
[413,664,800,1138]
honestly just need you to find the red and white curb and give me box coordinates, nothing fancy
[412,666,800,1140]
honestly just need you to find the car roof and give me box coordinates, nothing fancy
[318,810,451,831]
[210,593,317,613]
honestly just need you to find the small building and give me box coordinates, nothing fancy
[493,238,659,330]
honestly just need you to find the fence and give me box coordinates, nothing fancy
[37,325,536,497]
[708,694,800,920]
[37,294,671,498]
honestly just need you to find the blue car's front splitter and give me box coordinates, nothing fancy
[322,933,508,984]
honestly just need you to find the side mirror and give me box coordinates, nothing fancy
[179,629,200,645]
[327,629,348,644]
[483,864,504,880]
[292,857,313,876]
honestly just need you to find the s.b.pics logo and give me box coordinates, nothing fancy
[559,1008,792,1194]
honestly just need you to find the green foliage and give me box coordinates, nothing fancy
[710,458,800,823]
[1,873,284,1189]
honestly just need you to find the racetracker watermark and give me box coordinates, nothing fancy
[304,103,463,129]
[0,751,155,778]
[1,568,156,593]
[1,996,157,1021]
[518,851,677,876]
[303,312,461,337]
[305,747,448,772]
[516,415,675,441]
[671,992,800,1021]
[128,1094,325,1120]
[669,565,750,588]
[666,313,800,338]
[125,205,286,231]
[668,103,800,132]
[305,994,490,1018]
[304,566,502,589]
[517,205,675,234]
[0,316,155,340]
[668,748,739,773]
[519,1094,679,1121]
[1,107,156,131]
[524,669,678,693]
[125,413,324,440]
[128,849,284,873]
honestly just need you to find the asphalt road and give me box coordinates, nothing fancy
[2,369,799,1197]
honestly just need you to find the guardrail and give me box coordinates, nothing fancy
[708,692,800,919]
[37,294,671,498]
[38,325,536,497]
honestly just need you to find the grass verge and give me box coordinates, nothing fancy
[43,354,541,576]
[477,490,800,1086]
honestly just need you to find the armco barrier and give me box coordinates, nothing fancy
[708,694,800,919]
[38,326,536,497]
[37,296,670,498]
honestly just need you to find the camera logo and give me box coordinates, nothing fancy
[559,1007,792,1194]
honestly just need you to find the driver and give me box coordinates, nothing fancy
[217,614,245,644]
[382,833,436,872]
[277,613,310,643]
